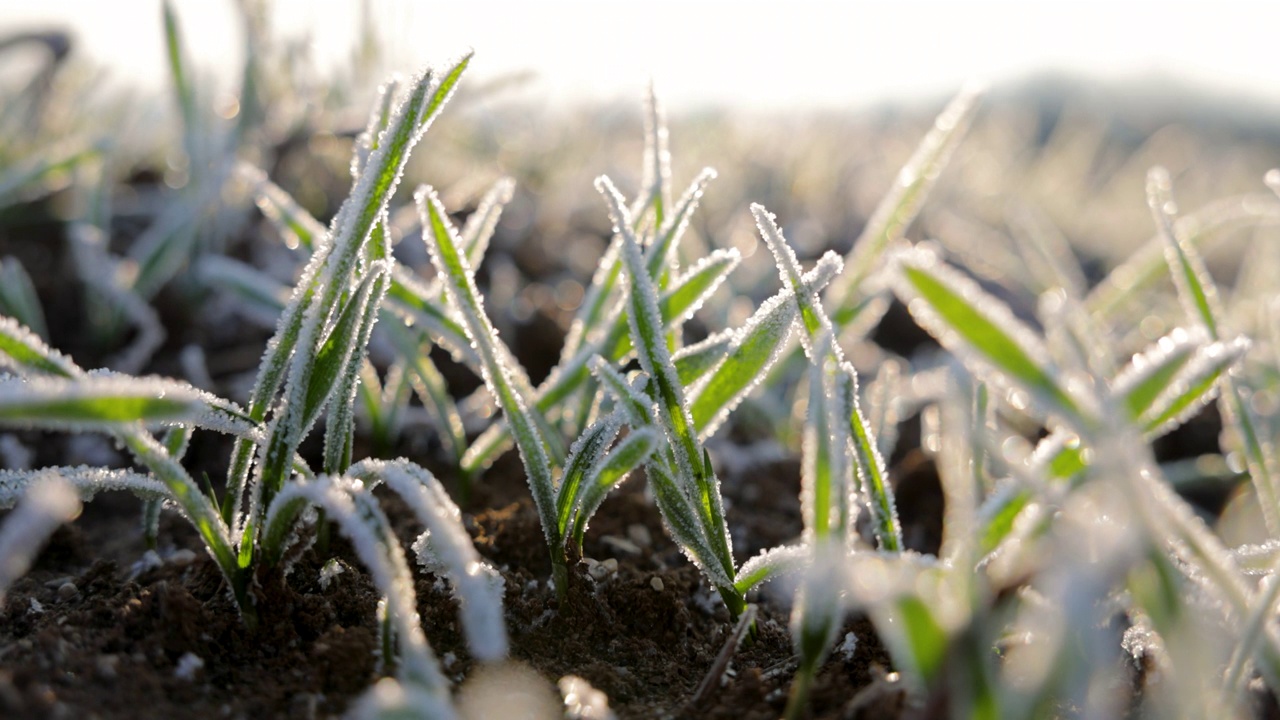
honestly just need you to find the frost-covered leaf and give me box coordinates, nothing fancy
[646,462,734,590]
[588,356,649,428]
[595,176,702,486]
[1148,167,1280,536]
[0,373,258,439]
[1111,327,1204,423]
[734,544,807,594]
[458,177,516,270]
[198,255,288,325]
[1141,336,1249,438]
[569,427,659,547]
[352,460,509,662]
[890,245,1091,429]
[239,163,328,253]
[658,248,740,330]
[324,257,393,474]
[0,466,170,507]
[689,253,842,438]
[1148,168,1224,337]
[0,315,78,378]
[826,85,983,323]
[384,268,477,366]
[1086,193,1280,322]
[555,413,623,538]
[418,185,558,548]
[672,330,734,387]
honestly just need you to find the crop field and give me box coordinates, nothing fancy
[2,3,1280,719]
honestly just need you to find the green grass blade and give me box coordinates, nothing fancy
[417,186,560,549]
[802,335,837,541]
[384,269,477,365]
[890,245,1092,430]
[1141,336,1249,438]
[388,324,469,474]
[646,462,734,589]
[597,174,737,590]
[826,85,983,324]
[1112,326,1203,422]
[588,356,650,428]
[844,362,902,551]
[658,248,740,329]
[596,177,701,480]
[242,66,453,545]
[459,177,516,270]
[1086,193,1280,323]
[0,374,258,438]
[646,168,717,282]
[198,256,288,324]
[570,427,659,548]
[0,316,78,378]
[689,254,842,438]
[301,261,387,431]
[673,330,734,387]
[734,544,806,595]
[1148,168,1222,336]
[1148,167,1280,536]
[324,261,393,474]
[556,413,622,538]
[351,77,401,181]
[161,0,197,138]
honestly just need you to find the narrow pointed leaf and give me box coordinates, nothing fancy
[890,245,1091,429]
[418,186,559,546]
[570,427,659,546]
[690,254,842,438]
[827,85,983,322]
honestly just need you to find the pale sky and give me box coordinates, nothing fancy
[2,0,1277,110]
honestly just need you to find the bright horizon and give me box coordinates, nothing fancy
[3,0,1278,112]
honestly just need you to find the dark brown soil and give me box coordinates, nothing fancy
[0,439,911,720]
